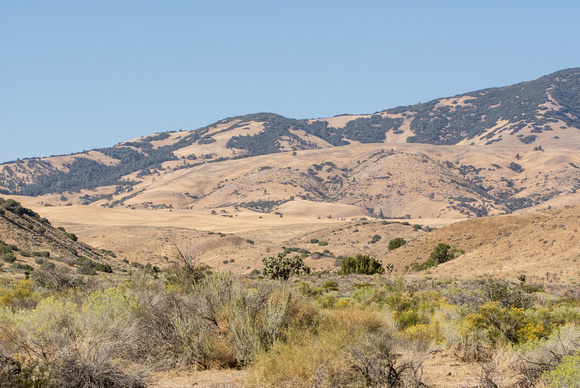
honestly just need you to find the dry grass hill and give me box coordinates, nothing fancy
[6,195,578,287]
[0,198,110,279]
[1,67,580,284]
[0,68,579,221]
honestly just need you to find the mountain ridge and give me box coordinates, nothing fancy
[1,67,579,218]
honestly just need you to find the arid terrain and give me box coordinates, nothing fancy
[1,68,579,387]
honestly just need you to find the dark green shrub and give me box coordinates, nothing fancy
[480,277,533,309]
[93,263,113,273]
[261,253,310,280]
[318,241,328,246]
[430,243,452,264]
[64,232,78,242]
[339,254,384,275]
[11,263,34,272]
[388,238,406,251]
[309,238,319,244]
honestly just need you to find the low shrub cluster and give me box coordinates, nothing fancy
[338,254,384,275]
[388,238,407,251]
[0,256,577,387]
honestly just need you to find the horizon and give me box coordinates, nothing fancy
[2,1,580,163]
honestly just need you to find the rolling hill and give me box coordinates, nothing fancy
[1,67,579,219]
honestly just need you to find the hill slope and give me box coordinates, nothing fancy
[0,198,106,268]
[1,68,579,217]
[27,199,580,285]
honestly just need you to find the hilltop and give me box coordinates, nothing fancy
[0,68,579,219]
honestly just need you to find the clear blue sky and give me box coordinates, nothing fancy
[1,1,579,163]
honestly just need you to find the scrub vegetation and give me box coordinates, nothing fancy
[0,253,578,387]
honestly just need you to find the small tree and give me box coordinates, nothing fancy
[430,243,452,264]
[261,253,310,280]
[388,238,406,251]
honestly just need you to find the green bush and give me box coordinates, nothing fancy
[388,238,406,251]
[430,243,452,264]
[481,277,533,309]
[64,232,78,242]
[318,241,328,246]
[339,254,384,275]
[93,263,113,273]
[11,263,34,272]
[261,253,310,280]
[309,238,319,244]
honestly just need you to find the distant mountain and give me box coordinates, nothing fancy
[1,68,579,218]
